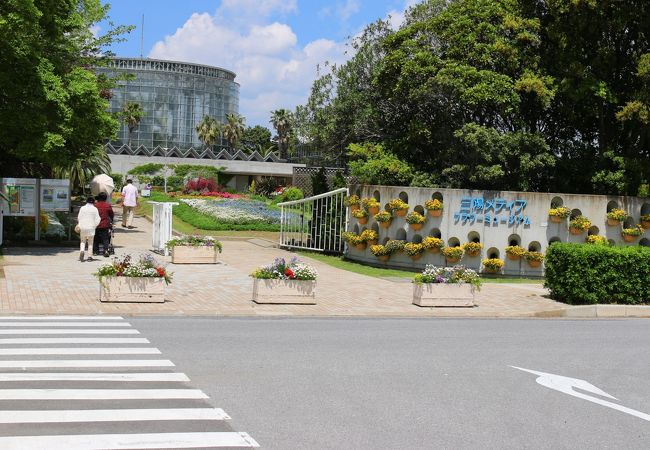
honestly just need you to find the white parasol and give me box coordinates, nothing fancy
[90,174,115,197]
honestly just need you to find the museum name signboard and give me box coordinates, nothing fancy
[453,196,532,226]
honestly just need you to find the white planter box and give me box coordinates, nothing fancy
[252,279,316,304]
[99,277,165,303]
[171,245,218,264]
[412,283,475,307]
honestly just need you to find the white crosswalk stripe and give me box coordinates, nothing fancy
[0,316,259,448]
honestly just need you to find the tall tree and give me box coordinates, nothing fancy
[223,113,245,150]
[120,101,145,148]
[240,125,273,154]
[195,115,221,150]
[270,109,294,159]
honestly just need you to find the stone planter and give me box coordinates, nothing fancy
[367,206,380,215]
[569,227,585,235]
[379,221,392,229]
[412,283,475,307]
[409,222,424,231]
[527,260,542,268]
[607,218,622,227]
[99,277,165,303]
[394,208,408,217]
[171,245,218,264]
[549,215,563,223]
[622,234,638,243]
[251,279,316,304]
[428,209,442,218]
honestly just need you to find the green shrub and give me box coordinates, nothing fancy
[166,176,184,191]
[274,187,303,203]
[109,173,123,191]
[255,177,281,196]
[151,175,164,187]
[128,163,163,175]
[545,243,650,305]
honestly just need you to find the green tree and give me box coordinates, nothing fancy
[195,115,221,150]
[120,101,145,148]
[347,143,413,186]
[52,147,111,194]
[240,125,273,154]
[223,113,245,150]
[270,109,294,159]
[0,0,132,177]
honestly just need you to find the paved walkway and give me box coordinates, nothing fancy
[0,211,567,317]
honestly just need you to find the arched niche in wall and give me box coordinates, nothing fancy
[548,237,561,246]
[487,247,500,259]
[606,200,618,212]
[371,222,379,234]
[432,191,444,202]
[396,228,407,241]
[570,208,582,220]
[507,234,521,246]
[429,228,442,239]
[399,191,408,204]
[384,202,391,212]
[373,190,380,203]
[353,224,360,234]
[448,237,461,248]
[608,239,616,246]
[360,226,367,234]
[587,226,599,236]
[467,231,481,243]
[412,234,423,244]
[641,202,650,216]
[414,205,425,215]
[528,241,542,252]
[639,238,650,247]
[623,217,635,228]
[381,237,390,245]
[550,196,563,208]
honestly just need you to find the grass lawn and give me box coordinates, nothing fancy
[296,251,544,284]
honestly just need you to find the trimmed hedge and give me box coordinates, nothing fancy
[545,243,650,305]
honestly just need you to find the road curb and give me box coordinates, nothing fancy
[535,304,650,318]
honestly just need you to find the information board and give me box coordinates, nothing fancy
[40,179,70,212]
[0,178,37,216]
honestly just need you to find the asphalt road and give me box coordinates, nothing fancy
[130,317,650,450]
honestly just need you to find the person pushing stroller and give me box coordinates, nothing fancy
[93,191,114,257]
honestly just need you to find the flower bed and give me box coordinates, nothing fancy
[412,265,481,307]
[250,257,318,304]
[180,198,284,226]
[94,254,172,303]
[166,235,223,264]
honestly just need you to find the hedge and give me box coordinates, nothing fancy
[545,243,650,305]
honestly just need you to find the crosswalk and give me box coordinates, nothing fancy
[0,315,259,449]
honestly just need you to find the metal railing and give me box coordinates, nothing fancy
[278,188,348,253]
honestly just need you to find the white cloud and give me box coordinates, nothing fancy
[337,0,360,21]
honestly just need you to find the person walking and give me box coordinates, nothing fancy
[121,178,139,228]
[93,192,114,257]
[77,197,100,262]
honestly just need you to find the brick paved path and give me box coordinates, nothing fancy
[0,212,565,317]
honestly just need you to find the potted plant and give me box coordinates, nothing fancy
[165,235,222,264]
[370,244,392,262]
[422,236,444,253]
[586,235,608,245]
[412,264,481,307]
[524,251,544,268]
[621,225,644,242]
[641,214,650,229]
[360,229,379,246]
[424,199,444,217]
[482,258,504,274]
[548,206,571,223]
[250,257,318,304]
[95,254,172,303]
[568,215,591,235]
[463,241,483,257]
[362,197,381,215]
[352,208,369,225]
[405,211,426,231]
[606,208,627,226]
[344,195,361,212]
[404,242,425,261]
[442,246,464,264]
[504,245,525,261]
[385,239,406,255]
[342,232,367,251]
[374,211,393,228]
[387,198,409,217]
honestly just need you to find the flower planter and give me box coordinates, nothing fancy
[549,215,563,223]
[466,251,480,258]
[409,223,423,231]
[251,279,316,304]
[409,254,423,261]
[622,234,637,243]
[366,239,378,246]
[350,205,360,212]
[354,243,367,251]
[412,283,475,307]
[607,218,623,227]
[171,245,218,264]
[427,247,440,254]
[394,208,408,217]
[445,257,460,264]
[99,277,165,303]
[428,209,442,218]
[367,206,380,215]
[356,217,368,225]
[379,221,392,229]
[527,260,542,268]
[506,254,520,261]
[569,227,585,235]
[483,268,500,274]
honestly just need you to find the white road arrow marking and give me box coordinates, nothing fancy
[511,366,650,422]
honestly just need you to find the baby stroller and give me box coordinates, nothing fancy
[93,221,115,256]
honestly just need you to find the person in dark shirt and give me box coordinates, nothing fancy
[93,191,115,257]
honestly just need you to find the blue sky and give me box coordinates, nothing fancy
[99,0,416,127]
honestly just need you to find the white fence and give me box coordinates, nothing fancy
[278,188,348,253]
[149,201,178,255]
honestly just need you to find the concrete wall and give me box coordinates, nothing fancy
[345,185,650,276]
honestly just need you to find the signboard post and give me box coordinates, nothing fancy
[149,201,178,255]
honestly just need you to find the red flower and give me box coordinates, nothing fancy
[284,268,295,279]
[156,267,165,277]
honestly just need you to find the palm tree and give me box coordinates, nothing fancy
[222,113,245,150]
[120,101,145,148]
[52,147,112,194]
[195,115,221,150]
[270,109,294,160]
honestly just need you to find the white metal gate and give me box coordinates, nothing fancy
[278,188,348,253]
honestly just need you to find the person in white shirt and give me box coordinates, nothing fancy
[77,197,100,262]
[120,178,139,228]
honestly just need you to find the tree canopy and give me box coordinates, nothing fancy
[296,0,650,195]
